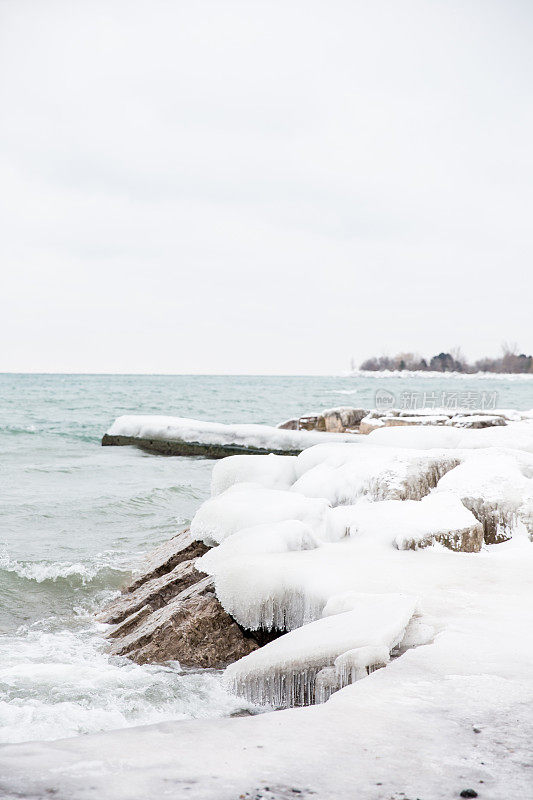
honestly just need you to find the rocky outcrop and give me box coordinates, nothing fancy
[98,529,263,668]
[107,577,260,667]
[277,408,368,433]
[101,433,302,458]
[279,407,513,435]
[98,559,205,627]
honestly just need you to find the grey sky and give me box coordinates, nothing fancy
[1,0,532,374]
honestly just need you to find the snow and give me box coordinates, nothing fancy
[196,520,320,576]
[367,418,533,451]
[291,444,460,504]
[330,491,482,550]
[190,483,333,546]
[199,493,481,633]
[224,593,417,707]
[106,415,359,452]
[210,454,297,495]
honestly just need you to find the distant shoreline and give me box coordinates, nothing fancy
[347,370,533,379]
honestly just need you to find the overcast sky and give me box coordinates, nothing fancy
[1,0,532,374]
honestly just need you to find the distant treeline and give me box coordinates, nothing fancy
[358,346,533,374]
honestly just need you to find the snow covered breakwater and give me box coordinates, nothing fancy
[102,408,533,458]
[99,414,533,710]
[102,415,360,457]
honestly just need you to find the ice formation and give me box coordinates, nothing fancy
[188,425,533,711]
[210,454,297,495]
[190,484,333,546]
[224,593,417,707]
[199,493,481,634]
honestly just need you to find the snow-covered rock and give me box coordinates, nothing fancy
[190,484,333,546]
[291,444,460,504]
[211,454,297,496]
[434,449,533,543]
[331,492,483,551]
[103,415,359,457]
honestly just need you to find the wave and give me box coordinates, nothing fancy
[0,551,129,587]
[0,423,37,435]
[323,389,359,395]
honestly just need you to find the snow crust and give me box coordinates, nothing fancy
[211,454,297,495]
[107,415,358,452]
[190,484,332,546]
[367,418,533,451]
[197,493,480,636]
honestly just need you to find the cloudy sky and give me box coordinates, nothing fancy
[1,0,531,374]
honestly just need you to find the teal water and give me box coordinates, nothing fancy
[0,373,531,743]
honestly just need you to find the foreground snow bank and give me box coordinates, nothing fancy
[2,538,532,800]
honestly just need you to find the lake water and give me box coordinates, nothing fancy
[1,372,531,743]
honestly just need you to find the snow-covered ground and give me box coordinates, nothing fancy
[1,418,533,799]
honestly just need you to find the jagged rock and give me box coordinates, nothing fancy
[276,418,300,430]
[108,578,259,667]
[97,527,265,668]
[128,529,209,590]
[322,407,368,432]
[97,559,204,626]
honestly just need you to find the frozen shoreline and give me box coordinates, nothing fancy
[1,536,532,799]
[2,413,533,798]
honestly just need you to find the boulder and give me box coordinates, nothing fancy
[108,577,259,667]
[97,527,266,668]
[322,407,368,432]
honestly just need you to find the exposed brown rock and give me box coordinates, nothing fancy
[108,578,259,667]
[128,529,209,590]
[322,408,368,432]
[97,559,204,626]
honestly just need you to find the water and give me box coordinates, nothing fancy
[0,373,531,744]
